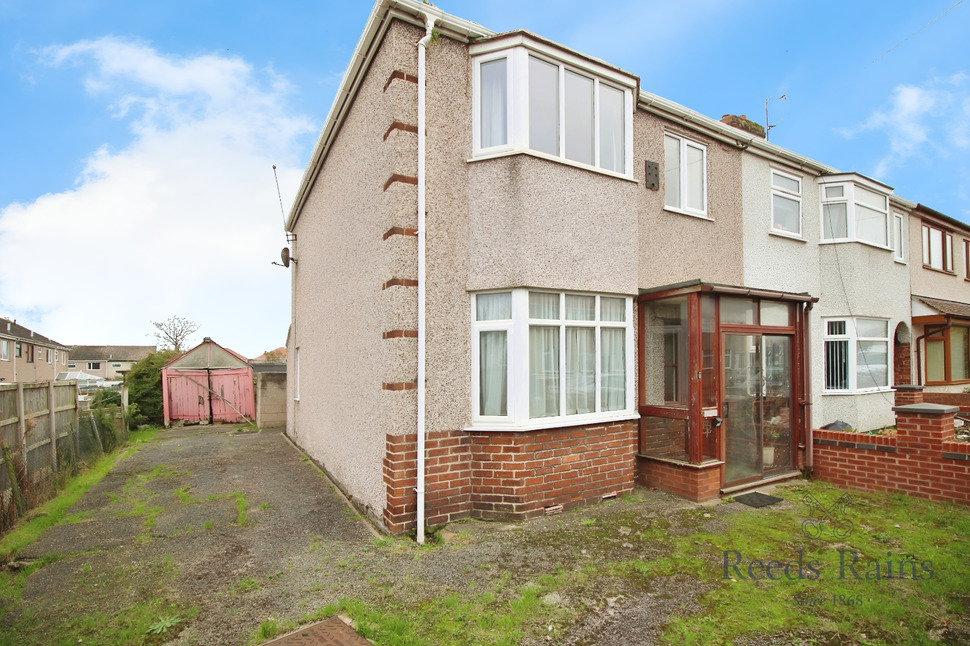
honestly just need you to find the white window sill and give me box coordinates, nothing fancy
[894,259,907,265]
[465,410,639,433]
[821,388,893,396]
[819,239,894,253]
[468,148,637,183]
[769,230,806,242]
[663,207,712,222]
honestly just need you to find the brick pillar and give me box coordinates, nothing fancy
[383,433,417,533]
[892,384,924,407]
[893,339,912,385]
[893,403,957,451]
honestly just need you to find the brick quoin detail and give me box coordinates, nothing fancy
[382,382,417,391]
[812,405,970,506]
[383,70,418,92]
[382,226,418,240]
[382,330,418,339]
[383,121,418,141]
[382,173,418,192]
[382,278,419,290]
[382,422,638,533]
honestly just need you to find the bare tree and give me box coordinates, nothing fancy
[151,316,200,352]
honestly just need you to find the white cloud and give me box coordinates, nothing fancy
[839,73,970,178]
[0,37,315,357]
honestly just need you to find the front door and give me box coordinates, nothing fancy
[722,334,793,486]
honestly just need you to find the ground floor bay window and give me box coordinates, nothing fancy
[638,282,815,497]
[471,289,635,430]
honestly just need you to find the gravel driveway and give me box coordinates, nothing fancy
[1,426,718,645]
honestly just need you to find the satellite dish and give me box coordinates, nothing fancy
[281,247,291,267]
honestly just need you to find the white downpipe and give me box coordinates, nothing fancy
[415,13,436,545]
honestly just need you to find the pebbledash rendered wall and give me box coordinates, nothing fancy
[811,387,970,505]
[288,13,756,532]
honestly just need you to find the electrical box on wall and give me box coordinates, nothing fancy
[644,160,659,191]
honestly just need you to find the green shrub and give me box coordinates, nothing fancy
[125,351,178,426]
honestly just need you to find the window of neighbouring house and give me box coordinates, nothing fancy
[921,223,954,272]
[1,340,8,361]
[820,181,891,248]
[472,37,635,177]
[45,349,52,364]
[471,290,634,429]
[15,342,21,358]
[88,362,100,370]
[664,133,707,218]
[924,326,970,384]
[25,344,34,363]
[68,362,76,369]
[112,362,122,368]
[893,213,906,262]
[770,169,802,237]
[824,318,890,392]
[965,240,970,278]
[54,350,59,364]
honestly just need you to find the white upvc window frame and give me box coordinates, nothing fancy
[819,181,892,250]
[1,340,8,361]
[470,289,636,431]
[471,35,636,180]
[770,168,803,238]
[893,213,906,263]
[663,132,708,219]
[68,362,76,369]
[46,349,52,364]
[823,317,891,394]
[87,362,100,370]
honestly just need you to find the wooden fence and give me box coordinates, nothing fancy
[0,381,123,533]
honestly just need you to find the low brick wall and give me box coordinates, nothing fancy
[923,391,970,413]
[382,421,637,532]
[636,456,721,502]
[813,404,970,505]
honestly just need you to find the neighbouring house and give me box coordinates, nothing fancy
[251,347,287,363]
[67,345,156,380]
[0,318,70,383]
[161,337,255,427]
[284,0,968,533]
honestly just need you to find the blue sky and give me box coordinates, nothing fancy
[1,0,968,356]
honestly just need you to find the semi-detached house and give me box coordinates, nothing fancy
[285,0,964,535]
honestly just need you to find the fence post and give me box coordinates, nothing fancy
[16,382,26,467]
[48,380,57,472]
[73,382,80,460]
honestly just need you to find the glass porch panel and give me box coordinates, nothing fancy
[762,335,792,472]
[642,297,688,406]
[723,334,761,483]
[639,416,689,461]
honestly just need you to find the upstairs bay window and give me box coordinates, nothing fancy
[472,36,635,177]
[820,181,891,248]
[472,290,635,429]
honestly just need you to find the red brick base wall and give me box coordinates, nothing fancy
[636,456,721,502]
[470,422,638,521]
[383,421,637,532]
[923,392,970,413]
[813,412,970,505]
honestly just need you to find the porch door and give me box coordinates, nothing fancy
[722,334,793,486]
